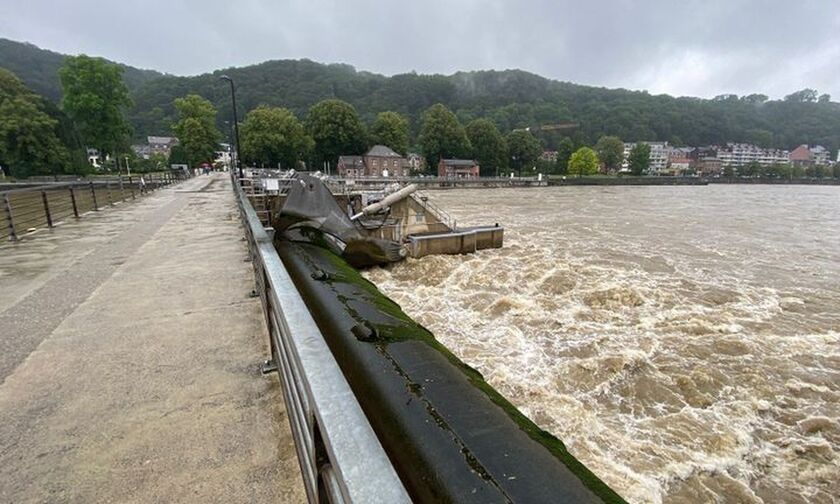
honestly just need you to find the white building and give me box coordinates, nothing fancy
[810,145,830,166]
[716,143,789,167]
[622,142,670,174]
[214,143,232,170]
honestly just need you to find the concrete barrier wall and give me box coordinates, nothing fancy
[409,230,477,257]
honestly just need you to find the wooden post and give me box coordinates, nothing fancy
[41,190,53,228]
[69,187,79,217]
[90,181,99,210]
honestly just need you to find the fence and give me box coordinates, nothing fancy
[1,173,181,241]
[231,173,410,504]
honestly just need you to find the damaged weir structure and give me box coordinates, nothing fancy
[234,173,626,503]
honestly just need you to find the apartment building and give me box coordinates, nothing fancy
[716,143,789,167]
[622,141,670,173]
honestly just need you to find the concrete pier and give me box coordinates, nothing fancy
[0,174,304,502]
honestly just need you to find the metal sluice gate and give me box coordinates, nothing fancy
[232,174,626,503]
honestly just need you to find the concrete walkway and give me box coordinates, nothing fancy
[0,174,304,503]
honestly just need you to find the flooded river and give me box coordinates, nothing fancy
[364,185,840,503]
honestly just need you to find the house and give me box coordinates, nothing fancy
[438,159,480,178]
[668,156,691,175]
[540,150,558,162]
[363,145,411,177]
[131,136,180,160]
[689,147,723,176]
[147,136,179,158]
[337,145,411,178]
[337,156,367,178]
[790,144,830,167]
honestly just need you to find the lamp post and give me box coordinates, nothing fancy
[219,75,244,181]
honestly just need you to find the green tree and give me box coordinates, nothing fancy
[59,55,132,158]
[723,165,736,178]
[418,103,471,172]
[555,137,574,175]
[240,105,313,169]
[833,163,840,179]
[369,111,409,155]
[568,147,599,177]
[167,144,188,167]
[0,69,70,177]
[506,130,542,176]
[171,94,221,168]
[741,160,761,177]
[306,99,367,166]
[628,143,651,176]
[465,118,506,177]
[784,89,819,103]
[594,135,624,172]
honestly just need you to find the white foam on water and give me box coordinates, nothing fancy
[363,185,840,503]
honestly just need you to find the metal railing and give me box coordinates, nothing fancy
[412,190,455,230]
[231,175,410,504]
[1,173,182,241]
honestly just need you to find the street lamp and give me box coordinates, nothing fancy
[219,75,244,181]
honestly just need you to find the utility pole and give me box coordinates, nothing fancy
[219,75,244,181]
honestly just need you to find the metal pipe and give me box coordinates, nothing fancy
[350,184,418,220]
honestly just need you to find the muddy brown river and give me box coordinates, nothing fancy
[364,185,840,503]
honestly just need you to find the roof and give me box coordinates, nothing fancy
[366,145,402,157]
[338,155,364,166]
[148,136,178,145]
[441,159,477,166]
[789,145,810,161]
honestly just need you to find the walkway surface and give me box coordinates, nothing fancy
[0,173,304,503]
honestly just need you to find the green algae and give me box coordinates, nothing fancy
[297,241,628,504]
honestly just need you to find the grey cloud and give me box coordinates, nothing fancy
[1,0,838,99]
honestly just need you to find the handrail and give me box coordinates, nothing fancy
[231,175,410,504]
[1,173,182,242]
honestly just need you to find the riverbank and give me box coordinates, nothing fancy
[548,175,840,186]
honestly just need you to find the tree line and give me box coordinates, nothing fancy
[3,52,840,179]
[4,38,840,158]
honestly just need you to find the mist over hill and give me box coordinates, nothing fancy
[2,38,838,154]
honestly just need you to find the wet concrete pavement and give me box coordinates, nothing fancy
[0,173,305,502]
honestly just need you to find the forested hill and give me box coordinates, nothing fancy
[3,38,839,153]
[130,62,840,153]
[0,38,164,102]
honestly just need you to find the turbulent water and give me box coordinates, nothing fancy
[364,185,840,504]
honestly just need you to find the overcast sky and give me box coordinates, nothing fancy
[2,0,839,99]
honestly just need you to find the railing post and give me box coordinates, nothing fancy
[41,190,53,228]
[90,181,99,210]
[69,186,79,218]
[3,194,16,241]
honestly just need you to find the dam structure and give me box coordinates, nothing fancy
[237,169,625,503]
[0,169,626,503]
